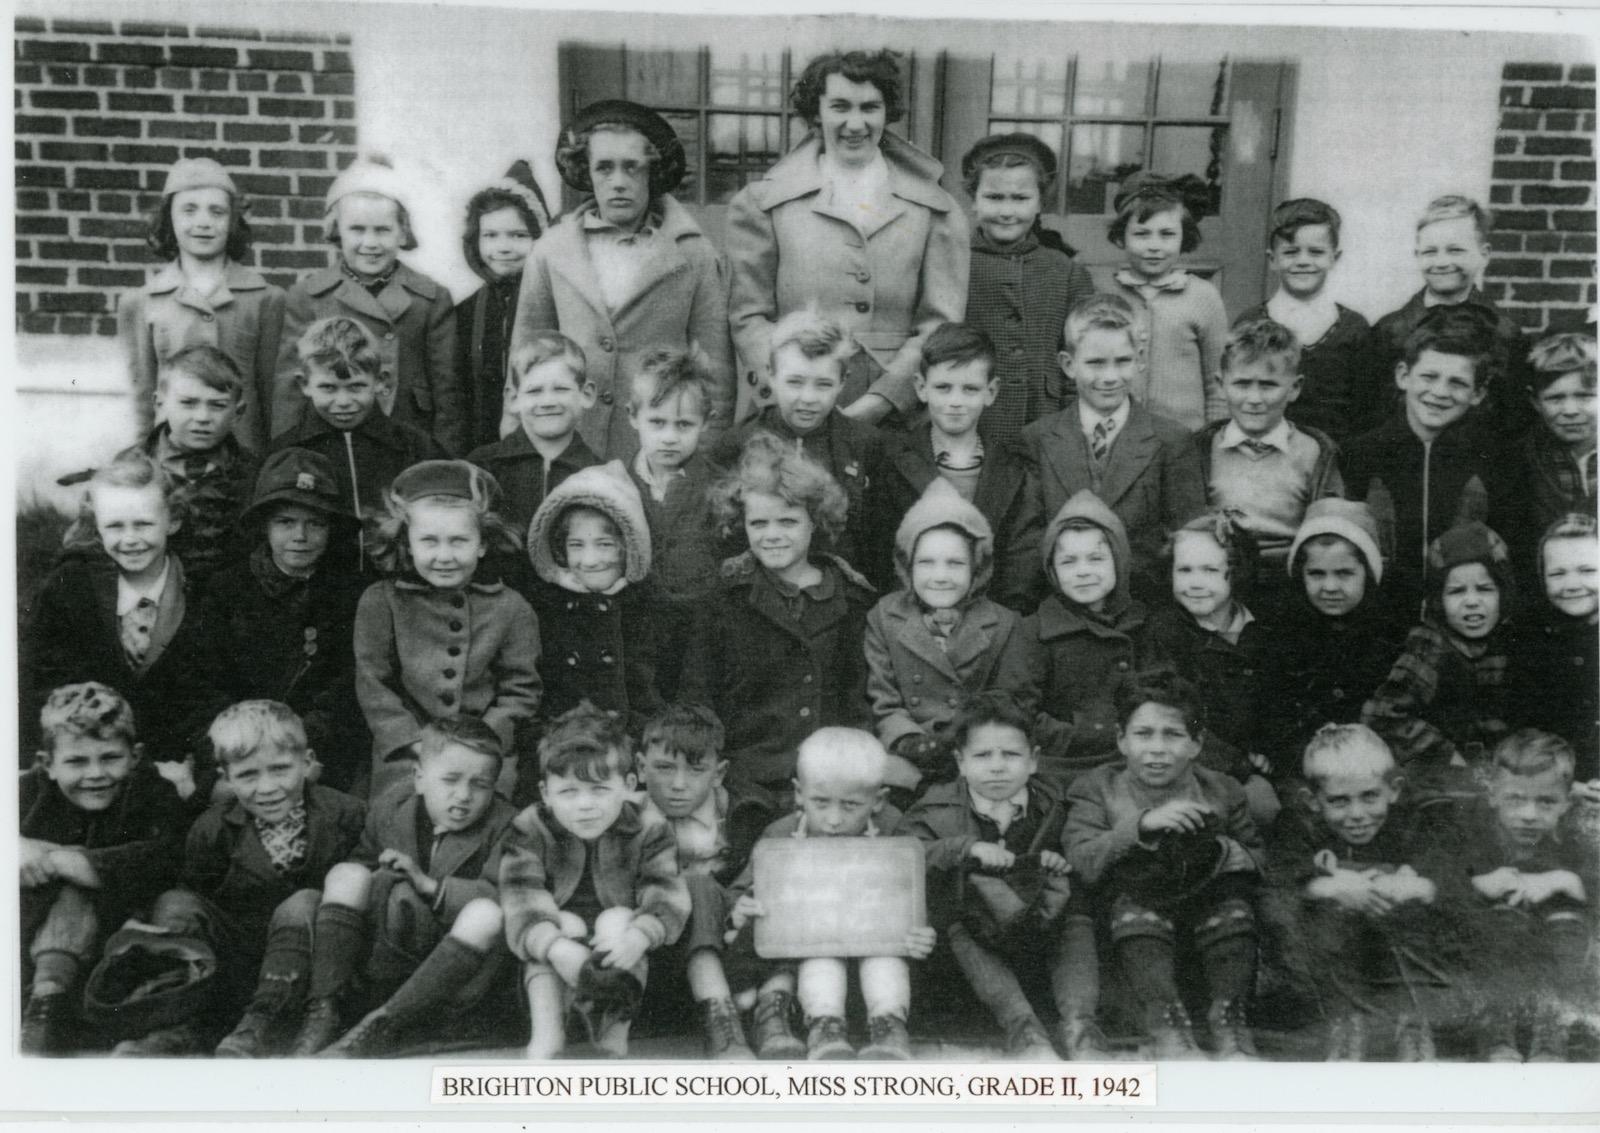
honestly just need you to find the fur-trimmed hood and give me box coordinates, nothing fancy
[527,459,652,586]
[892,477,994,599]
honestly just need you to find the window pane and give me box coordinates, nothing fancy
[1155,58,1228,117]
[1150,125,1225,217]
[1066,122,1145,216]
[706,112,783,203]
[1072,55,1150,116]
[626,49,700,107]
[990,52,1067,116]
[708,49,785,109]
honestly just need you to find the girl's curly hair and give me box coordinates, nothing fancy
[364,467,521,577]
[145,190,254,262]
[790,49,906,127]
[706,430,849,548]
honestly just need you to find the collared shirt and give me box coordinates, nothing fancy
[154,430,216,481]
[1219,418,1293,455]
[1078,398,1130,449]
[632,448,685,503]
[583,204,661,314]
[116,560,171,617]
[968,784,1029,836]
[1209,418,1329,556]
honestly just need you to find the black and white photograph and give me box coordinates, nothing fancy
[7,0,1599,1114]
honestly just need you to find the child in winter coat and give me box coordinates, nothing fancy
[120,156,286,452]
[275,156,464,453]
[1514,333,1597,571]
[959,133,1096,447]
[524,460,663,778]
[681,432,881,798]
[864,478,1022,795]
[454,161,551,451]
[20,683,188,1054]
[197,447,371,794]
[354,460,541,798]
[290,716,519,1057]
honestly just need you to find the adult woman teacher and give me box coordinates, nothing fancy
[510,100,735,459]
[727,50,970,426]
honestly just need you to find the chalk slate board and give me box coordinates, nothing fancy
[751,836,926,959]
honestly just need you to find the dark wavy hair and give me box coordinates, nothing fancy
[145,190,253,262]
[790,50,905,127]
[555,124,675,199]
[460,186,545,280]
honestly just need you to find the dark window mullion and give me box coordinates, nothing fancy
[1061,53,1078,215]
[698,47,710,206]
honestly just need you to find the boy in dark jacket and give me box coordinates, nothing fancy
[1512,333,1596,576]
[500,704,690,1060]
[633,704,784,1059]
[20,683,187,1054]
[117,701,366,1056]
[881,323,1044,612]
[290,716,519,1056]
[198,447,371,793]
[906,693,1101,1060]
[711,309,893,590]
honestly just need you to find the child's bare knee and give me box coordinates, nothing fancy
[321,862,373,907]
[451,897,503,947]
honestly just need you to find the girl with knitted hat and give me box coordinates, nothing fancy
[120,156,287,452]
[274,156,466,454]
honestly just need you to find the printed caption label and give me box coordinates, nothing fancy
[432,1063,1157,1106]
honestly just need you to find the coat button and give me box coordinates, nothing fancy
[912,674,922,683]
[201,312,214,322]
[1117,661,1129,671]
[450,620,463,632]
[798,706,811,718]
[385,332,395,340]
[442,668,456,679]
[447,646,461,657]
[802,673,813,684]
[854,301,870,313]
[856,270,870,283]
[566,654,578,666]
[1331,688,1345,701]
[601,391,614,405]
[599,337,615,352]
[440,693,455,706]
[947,696,959,707]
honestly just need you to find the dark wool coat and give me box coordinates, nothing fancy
[965,225,1097,449]
[20,759,188,927]
[352,781,519,926]
[1019,399,1206,594]
[1143,603,1267,779]
[19,552,226,772]
[269,409,447,520]
[135,426,259,588]
[1234,302,1380,445]
[679,553,876,788]
[453,273,522,453]
[466,428,602,540]
[195,550,371,793]
[626,454,721,699]
[1512,428,1598,572]
[524,576,663,734]
[879,423,1045,613]
[274,262,465,454]
[1510,612,1599,782]
[712,407,894,591]
[499,799,689,961]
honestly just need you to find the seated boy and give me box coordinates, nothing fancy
[728,727,937,1061]
[269,316,445,536]
[881,323,1045,612]
[906,693,1103,1061]
[1194,316,1342,612]
[1344,306,1518,622]
[1449,730,1597,1062]
[115,700,365,1056]
[290,716,519,1056]
[1514,333,1597,563]
[126,344,259,585]
[1020,295,1205,598]
[633,703,784,1059]
[1267,724,1455,1062]
[1064,669,1264,1060]
[20,683,187,1054]
[499,702,689,1059]
[625,349,725,698]
[711,308,893,590]
[1369,194,1528,432]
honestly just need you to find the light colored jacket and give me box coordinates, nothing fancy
[118,260,286,452]
[726,132,969,418]
[510,195,734,460]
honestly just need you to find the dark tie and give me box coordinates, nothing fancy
[1091,418,1113,463]
[1240,438,1276,458]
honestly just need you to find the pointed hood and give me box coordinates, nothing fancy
[1040,489,1131,607]
[892,478,994,598]
[528,460,652,586]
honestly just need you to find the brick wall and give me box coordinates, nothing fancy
[1485,62,1596,336]
[14,16,357,336]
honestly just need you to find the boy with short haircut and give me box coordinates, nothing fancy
[1343,305,1517,622]
[119,700,366,1056]
[1516,333,1597,546]
[1194,316,1342,602]
[728,727,937,1061]
[711,309,893,589]
[906,693,1103,1061]
[1369,195,1528,430]
[1234,197,1379,445]
[291,716,519,1056]
[269,316,446,523]
[1020,296,1205,597]
[20,683,187,1054]
[500,702,689,1059]
[881,323,1045,611]
[1267,724,1454,1062]
[625,350,725,698]
[634,703,784,1059]
[1064,669,1265,1060]
[1448,730,1597,1062]
[467,331,602,539]
[132,343,259,584]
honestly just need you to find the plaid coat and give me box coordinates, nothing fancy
[1361,622,1512,768]
[134,426,258,587]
